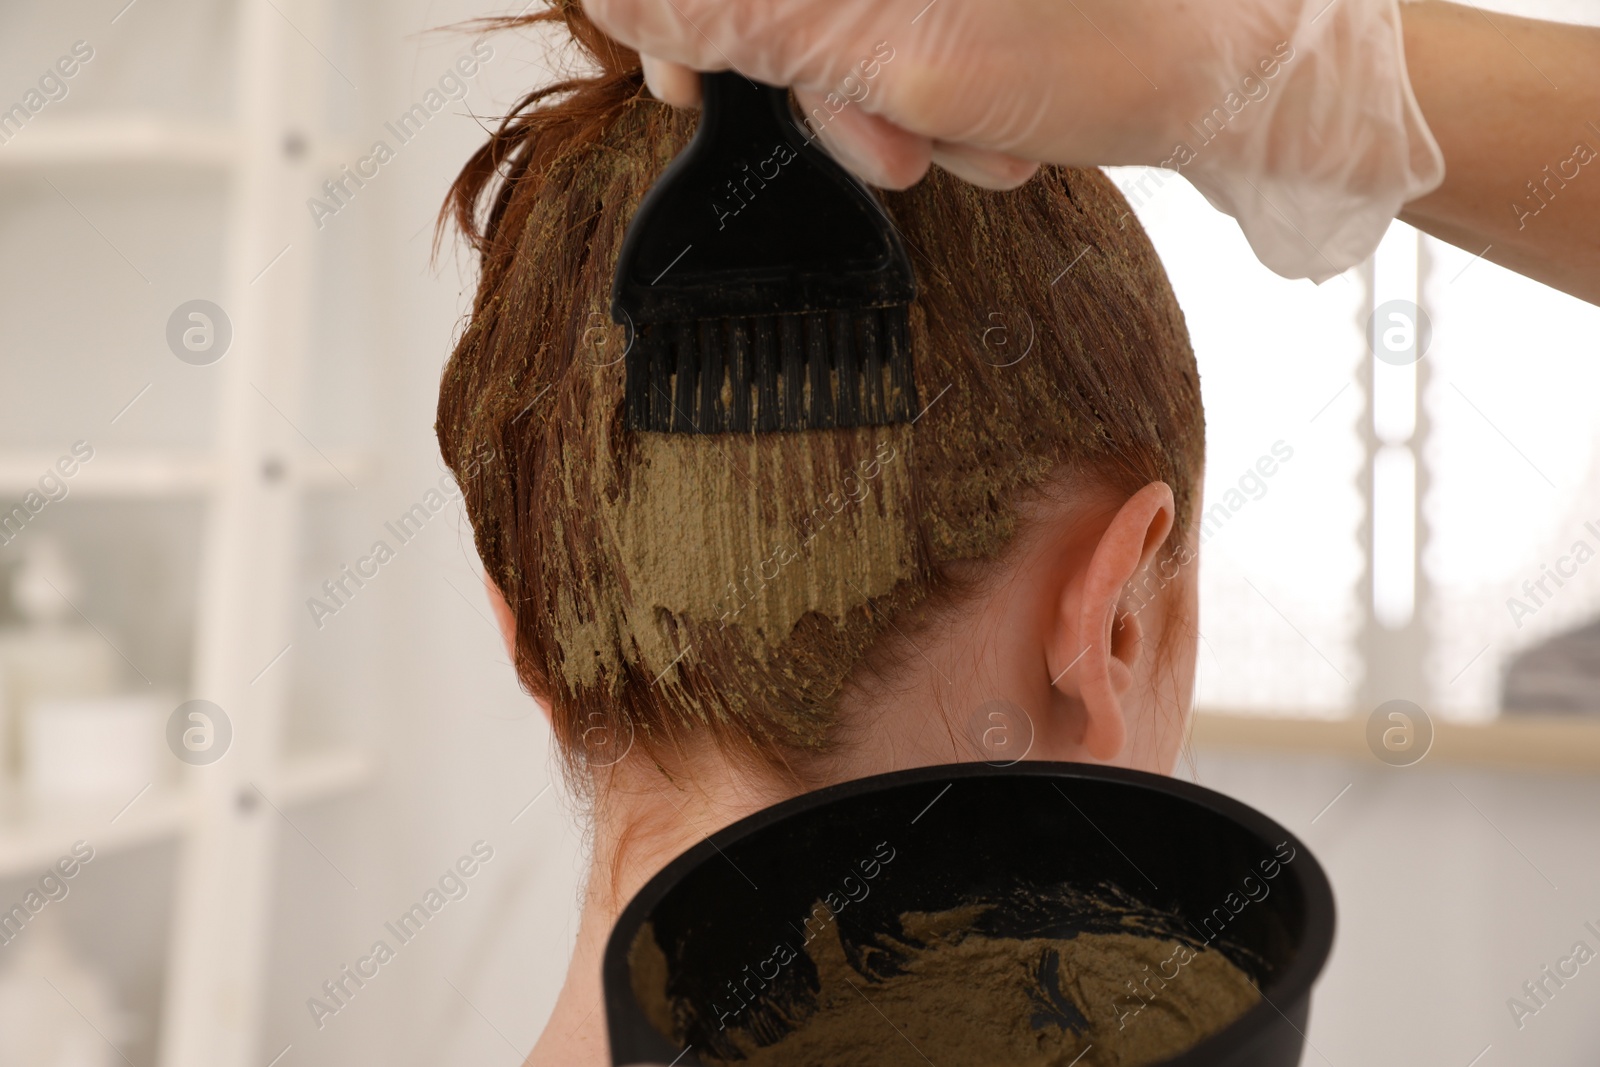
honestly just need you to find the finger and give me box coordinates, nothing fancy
[641,54,703,107]
[795,88,932,190]
[584,0,722,70]
[929,141,1041,190]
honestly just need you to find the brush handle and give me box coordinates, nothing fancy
[610,69,914,323]
[699,70,793,141]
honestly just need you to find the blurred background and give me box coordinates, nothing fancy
[0,0,1597,1065]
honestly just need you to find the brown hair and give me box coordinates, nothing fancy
[436,1,1204,785]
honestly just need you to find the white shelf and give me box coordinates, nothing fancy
[1194,709,1600,770]
[0,450,372,497]
[0,785,188,881]
[0,747,374,881]
[0,115,238,171]
[0,114,361,178]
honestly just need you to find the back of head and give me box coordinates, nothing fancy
[437,0,1204,783]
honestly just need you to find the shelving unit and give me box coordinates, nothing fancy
[0,3,373,1065]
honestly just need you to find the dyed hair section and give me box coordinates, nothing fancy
[436,1,1204,780]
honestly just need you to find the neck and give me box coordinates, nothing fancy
[528,716,977,1067]
[525,746,810,1067]
[522,542,1155,1065]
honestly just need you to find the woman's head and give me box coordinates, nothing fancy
[437,1,1205,791]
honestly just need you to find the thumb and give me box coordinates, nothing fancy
[795,87,932,189]
[930,141,1041,190]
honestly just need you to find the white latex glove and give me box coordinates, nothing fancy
[582,0,1444,283]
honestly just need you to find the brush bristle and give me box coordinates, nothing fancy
[624,306,917,433]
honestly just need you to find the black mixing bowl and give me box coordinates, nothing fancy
[604,761,1335,1066]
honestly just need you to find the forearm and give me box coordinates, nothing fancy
[1398,0,1600,304]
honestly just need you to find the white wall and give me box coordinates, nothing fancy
[1189,745,1600,1065]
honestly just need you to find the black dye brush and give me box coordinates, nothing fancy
[611,71,918,434]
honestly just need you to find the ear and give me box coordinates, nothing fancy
[484,576,559,726]
[1046,482,1175,761]
[483,574,518,664]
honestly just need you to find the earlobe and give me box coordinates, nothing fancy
[1051,482,1175,762]
[484,576,558,726]
[484,575,518,664]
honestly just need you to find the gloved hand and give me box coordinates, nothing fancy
[582,0,1444,283]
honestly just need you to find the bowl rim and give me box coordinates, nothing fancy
[604,759,1337,1067]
